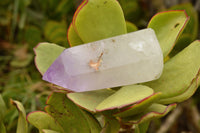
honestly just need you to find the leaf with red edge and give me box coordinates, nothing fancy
[144,40,200,101]
[169,3,199,56]
[159,67,200,104]
[67,89,116,112]
[96,85,154,111]
[34,42,65,75]
[148,10,189,57]
[169,3,198,41]
[72,0,127,43]
[45,92,101,133]
[67,23,83,47]
[27,111,64,133]
[122,103,177,124]
[114,92,162,118]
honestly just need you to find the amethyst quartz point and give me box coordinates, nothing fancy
[43,28,163,92]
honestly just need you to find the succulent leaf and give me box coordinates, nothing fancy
[34,43,65,75]
[145,40,200,100]
[114,92,162,117]
[67,23,83,47]
[122,103,177,124]
[67,89,115,112]
[73,0,127,43]
[126,21,138,33]
[45,92,101,133]
[27,111,64,133]
[96,85,154,111]
[148,10,189,57]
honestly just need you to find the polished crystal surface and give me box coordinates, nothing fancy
[43,28,163,92]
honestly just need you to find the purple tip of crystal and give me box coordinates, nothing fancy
[42,53,70,89]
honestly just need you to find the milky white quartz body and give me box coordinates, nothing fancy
[43,28,163,92]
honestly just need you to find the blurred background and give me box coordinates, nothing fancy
[0,0,200,132]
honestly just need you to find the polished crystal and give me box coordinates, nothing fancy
[43,28,163,92]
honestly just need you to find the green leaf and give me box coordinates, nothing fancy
[126,21,138,33]
[145,40,200,100]
[24,26,42,46]
[67,23,83,47]
[118,0,142,22]
[169,3,199,56]
[73,0,127,43]
[45,92,98,133]
[27,111,64,133]
[67,89,115,112]
[42,129,60,133]
[135,121,150,133]
[169,34,193,56]
[0,94,6,120]
[100,116,120,133]
[0,122,6,133]
[10,54,33,68]
[11,99,28,133]
[34,42,65,75]
[122,103,177,124]
[114,92,162,117]
[148,10,189,57]
[0,95,6,133]
[169,3,198,41]
[96,85,154,111]
[159,67,200,104]
[56,0,74,15]
[81,110,101,133]
[44,21,68,46]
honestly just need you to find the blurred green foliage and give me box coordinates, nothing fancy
[0,0,76,132]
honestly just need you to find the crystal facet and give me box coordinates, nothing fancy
[43,28,163,92]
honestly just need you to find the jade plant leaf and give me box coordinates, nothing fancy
[34,43,65,75]
[159,67,200,104]
[126,21,138,33]
[45,92,101,133]
[72,0,127,43]
[148,10,189,57]
[27,111,64,133]
[11,100,28,133]
[122,103,177,124]
[96,85,154,111]
[67,89,116,112]
[67,23,83,47]
[169,3,199,56]
[145,40,200,100]
[114,92,162,117]
[169,3,198,41]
